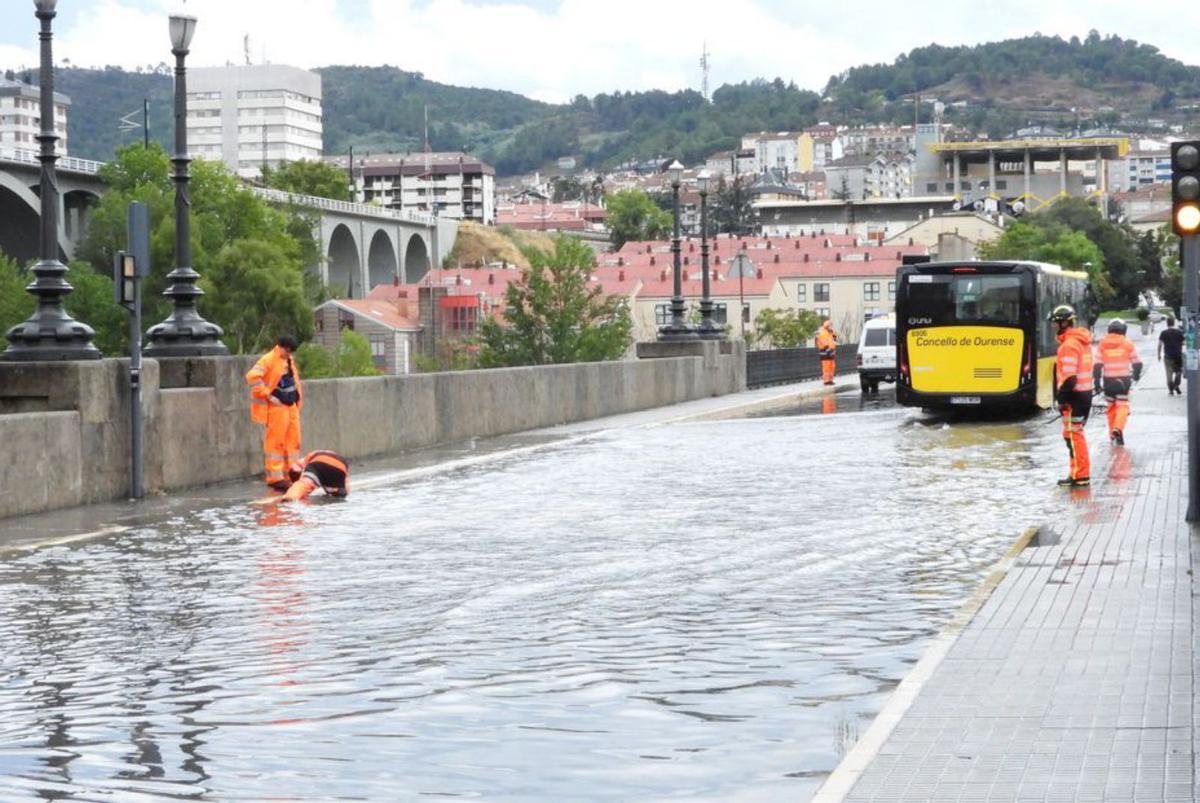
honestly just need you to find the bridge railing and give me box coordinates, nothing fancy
[746,343,858,388]
[0,147,104,175]
[250,186,437,226]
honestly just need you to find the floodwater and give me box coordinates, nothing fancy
[0,391,1124,801]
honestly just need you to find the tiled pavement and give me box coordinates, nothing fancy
[833,398,1197,801]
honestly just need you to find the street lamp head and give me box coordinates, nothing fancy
[33,0,58,14]
[668,160,684,187]
[169,13,197,52]
[697,170,711,195]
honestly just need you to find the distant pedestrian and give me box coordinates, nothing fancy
[816,320,838,385]
[246,335,303,491]
[1158,318,1184,396]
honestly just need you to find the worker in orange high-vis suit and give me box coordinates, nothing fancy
[1093,318,1142,446]
[246,335,303,491]
[815,320,838,385]
[1050,305,1094,488]
[282,450,350,502]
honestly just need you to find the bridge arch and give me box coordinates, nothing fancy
[404,233,430,283]
[367,229,398,290]
[0,171,70,263]
[327,224,361,298]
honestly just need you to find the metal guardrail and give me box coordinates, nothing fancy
[250,186,437,226]
[0,147,104,175]
[0,148,438,228]
[746,344,858,388]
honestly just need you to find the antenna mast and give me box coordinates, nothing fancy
[244,35,251,66]
[700,42,711,102]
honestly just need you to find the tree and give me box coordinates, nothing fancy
[711,176,754,235]
[0,252,34,348]
[81,142,325,353]
[199,239,315,355]
[478,235,632,367]
[605,189,671,249]
[293,330,380,378]
[262,159,352,201]
[749,308,822,350]
[64,263,127,356]
[980,220,1112,300]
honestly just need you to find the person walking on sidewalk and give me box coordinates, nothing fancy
[815,320,838,385]
[1158,317,1184,396]
[1051,305,1093,488]
[1093,318,1142,446]
[246,335,303,491]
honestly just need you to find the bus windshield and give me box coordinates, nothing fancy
[904,274,1023,325]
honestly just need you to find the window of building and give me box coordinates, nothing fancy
[926,182,939,193]
[888,280,896,300]
[796,283,806,302]
[995,179,1008,190]
[944,182,954,192]
[814,282,830,302]
[742,303,751,324]
[655,304,670,327]
[369,338,387,369]
[338,310,355,331]
[447,305,478,333]
[864,281,880,301]
[816,307,830,319]
[713,303,728,325]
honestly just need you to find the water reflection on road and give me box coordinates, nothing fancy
[0,387,1126,801]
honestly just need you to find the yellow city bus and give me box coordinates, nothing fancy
[895,261,1093,411]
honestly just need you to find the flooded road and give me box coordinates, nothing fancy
[0,387,1155,801]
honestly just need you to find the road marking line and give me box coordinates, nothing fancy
[0,524,132,555]
[810,525,1040,803]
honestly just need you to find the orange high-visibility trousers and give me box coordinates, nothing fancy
[1106,398,1130,436]
[1061,403,1090,481]
[263,404,302,486]
[821,358,835,383]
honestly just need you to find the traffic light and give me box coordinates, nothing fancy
[1172,141,1200,236]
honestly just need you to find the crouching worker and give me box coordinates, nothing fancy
[282,450,350,502]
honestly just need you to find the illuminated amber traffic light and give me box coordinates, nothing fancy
[1172,141,1200,235]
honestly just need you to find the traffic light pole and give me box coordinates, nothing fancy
[1186,235,1200,520]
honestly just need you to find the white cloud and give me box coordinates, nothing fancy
[8,0,1200,102]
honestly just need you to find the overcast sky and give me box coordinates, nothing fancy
[0,0,1193,103]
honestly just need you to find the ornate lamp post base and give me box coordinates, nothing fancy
[658,320,699,341]
[2,259,101,361]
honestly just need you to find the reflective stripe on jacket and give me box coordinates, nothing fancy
[246,346,304,425]
[1096,333,1141,379]
[1056,326,1094,393]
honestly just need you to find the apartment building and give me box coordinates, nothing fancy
[1107,149,1171,192]
[333,152,496,224]
[187,64,323,178]
[0,76,68,153]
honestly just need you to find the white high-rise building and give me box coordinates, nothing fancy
[186,64,322,178]
[0,76,68,154]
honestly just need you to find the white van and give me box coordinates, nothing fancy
[857,313,896,394]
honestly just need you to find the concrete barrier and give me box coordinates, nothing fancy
[0,341,745,520]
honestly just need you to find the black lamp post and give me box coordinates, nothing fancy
[1,0,100,362]
[696,170,723,339]
[658,159,695,341]
[145,11,228,357]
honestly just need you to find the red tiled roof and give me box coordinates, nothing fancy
[323,299,421,332]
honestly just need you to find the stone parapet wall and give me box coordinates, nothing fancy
[0,341,745,521]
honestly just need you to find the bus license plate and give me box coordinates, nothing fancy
[950,396,982,405]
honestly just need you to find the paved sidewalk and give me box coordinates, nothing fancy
[821,376,1197,802]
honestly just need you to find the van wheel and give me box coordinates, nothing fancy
[869,380,880,394]
[860,376,871,393]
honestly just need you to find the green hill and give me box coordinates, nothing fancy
[12,32,1200,176]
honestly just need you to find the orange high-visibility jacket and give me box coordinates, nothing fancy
[1055,327,1094,394]
[245,346,303,425]
[815,327,837,358]
[1095,333,1141,379]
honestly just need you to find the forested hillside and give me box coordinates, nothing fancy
[12,33,1199,175]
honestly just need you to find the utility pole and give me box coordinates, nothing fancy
[1171,141,1200,519]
